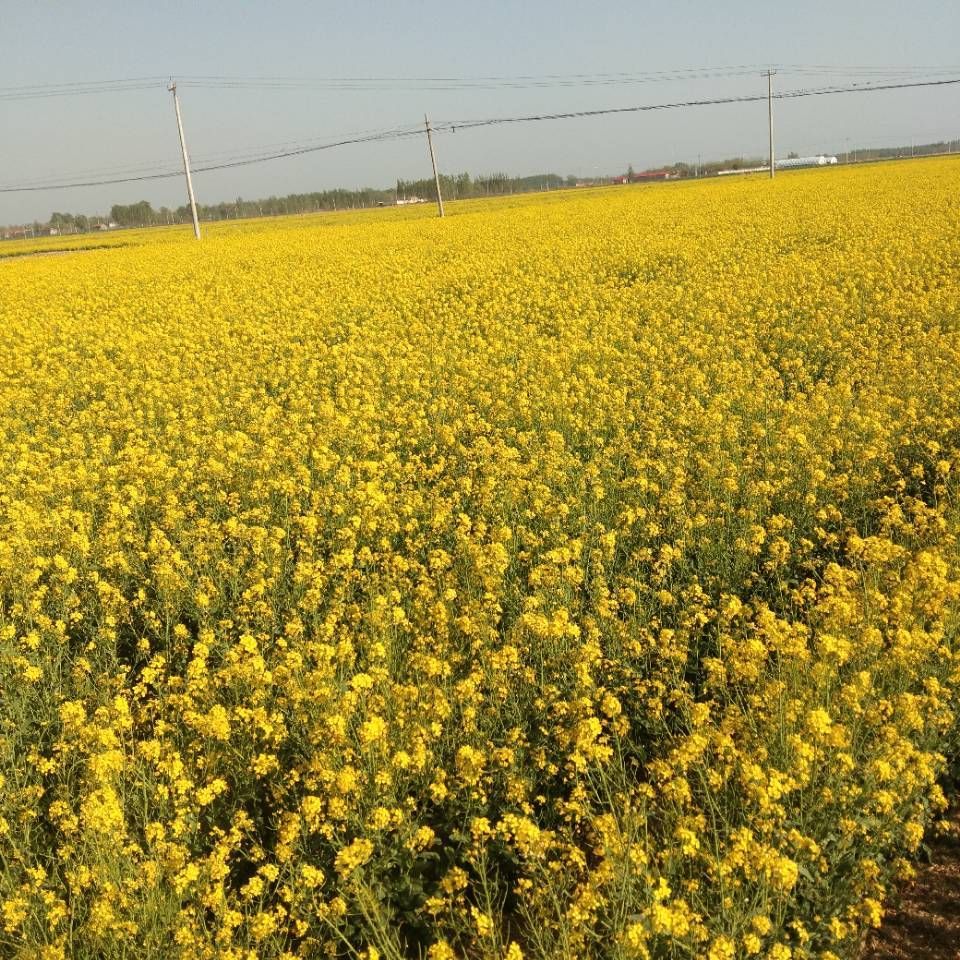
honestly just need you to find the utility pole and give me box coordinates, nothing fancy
[169,80,201,240]
[424,115,445,218]
[766,69,776,179]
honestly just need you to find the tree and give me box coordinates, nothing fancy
[110,201,156,227]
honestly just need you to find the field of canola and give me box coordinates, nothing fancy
[2,158,960,960]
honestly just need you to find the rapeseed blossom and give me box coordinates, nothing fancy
[1,158,960,958]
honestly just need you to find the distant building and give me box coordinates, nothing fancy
[630,169,679,182]
[776,155,839,169]
[717,155,840,176]
[613,170,680,184]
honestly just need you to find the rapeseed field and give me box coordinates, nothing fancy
[2,158,960,959]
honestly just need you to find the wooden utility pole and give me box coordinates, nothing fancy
[169,80,201,239]
[424,115,444,218]
[767,69,776,179]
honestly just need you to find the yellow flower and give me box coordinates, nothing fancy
[427,944,457,960]
[3,156,960,958]
[359,715,387,746]
[708,936,735,960]
[335,838,375,878]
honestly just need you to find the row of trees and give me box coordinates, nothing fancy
[9,204,167,235]
[396,171,568,200]
[48,212,101,232]
[7,171,574,235]
[8,142,960,236]
[839,139,960,163]
[183,172,572,221]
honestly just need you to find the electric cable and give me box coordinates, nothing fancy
[1,74,957,194]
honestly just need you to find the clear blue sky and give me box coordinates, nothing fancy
[1,0,958,222]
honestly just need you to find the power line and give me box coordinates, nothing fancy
[160,67,960,92]
[189,124,424,167]
[778,63,960,75]
[0,70,767,100]
[0,69,766,100]
[1,75,957,194]
[435,76,960,133]
[0,123,427,193]
[5,124,425,189]
[176,68,771,91]
[0,127,426,193]
[4,64,960,100]
[5,158,183,188]
[0,78,168,102]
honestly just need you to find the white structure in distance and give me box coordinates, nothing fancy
[717,155,839,176]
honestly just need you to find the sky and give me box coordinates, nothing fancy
[1,0,959,223]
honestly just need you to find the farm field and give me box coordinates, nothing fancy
[2,158,960,959]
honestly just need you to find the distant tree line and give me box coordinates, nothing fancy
[5,141,959,237]
[840,139,960,163]
[106,173,572,228]
[48,212,93,232]
[5,172,572,236]
[396,171,568,200]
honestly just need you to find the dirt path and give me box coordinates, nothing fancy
[0,249,85,262]
[861,812,960,959]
